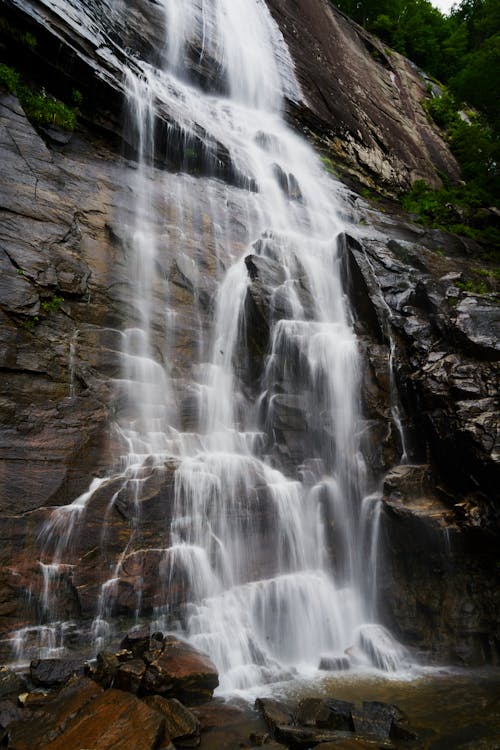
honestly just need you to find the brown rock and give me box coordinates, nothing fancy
[192,701,245,730]
[7,676,103,750]
[114,658,147,694]
[13,688,165,750]
[144,695,200,746]
[143,636,218,705]
[255,698,295,732]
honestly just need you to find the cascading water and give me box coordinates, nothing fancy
[10,0,408,686]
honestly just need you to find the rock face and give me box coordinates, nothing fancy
[267,0,460,194]
[339,228,499,663]
[0,0,498,669]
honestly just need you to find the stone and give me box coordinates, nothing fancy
[144,695,200,746]
[319,654,351,672]
[6,676,103,750]
[40,689,165,750]
[0,699,22,728]
[255,698,295,731]
[30,658,85,688]
[274,724,357,748]
[120,625,152,657]
[113,658,147,694]
[142,636,218,704]
[296,698,354,731]
[191,701,245,730]
[0,667,26,698]
[87,651,121,688]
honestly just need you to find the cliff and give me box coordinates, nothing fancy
[0,0,498,667]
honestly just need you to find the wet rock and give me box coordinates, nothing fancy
[30,658,85,688]
[314,740,393,749]
[192,700,245,730]
[319,654,351,672]
[142,636,218,705]
[87,651,121,688]
[120,625,153,658]
[296,698,354,731]
[144,695,200,746]
[453,297,500,359]
[114,658,147,694]
[0,699,22,728]
[0,667,26,698]
[274,724,354,748]
[40,688,164,750]
[255,698,295,732]
[7,676,103,750]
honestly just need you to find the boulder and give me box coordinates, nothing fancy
[144,695,200,747]
[0,699,22,728]
[30,658,85,688]
[39,689,165,750]
[0,667,26,698]
[255,698,295,732]
[113,658,147,695]
[6,676,103,750]
[142,636,218,704]
[296,698,354,731]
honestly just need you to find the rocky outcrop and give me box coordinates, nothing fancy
[338,225,499,664]
[256,695,417,748]
[268,0,460,194]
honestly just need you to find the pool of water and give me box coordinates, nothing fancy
[201,667,500,749]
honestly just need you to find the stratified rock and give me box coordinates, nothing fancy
[40,689,165,750]
[30,658,85,688]
[142,636,218,705]
[144,695,200,747]
[7,676,103,750]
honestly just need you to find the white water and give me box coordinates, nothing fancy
[10,0,408,685]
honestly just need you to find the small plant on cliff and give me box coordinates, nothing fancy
[41,295,64,313]
[0,63,77,131]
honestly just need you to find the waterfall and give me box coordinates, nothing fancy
[10,0,408,684]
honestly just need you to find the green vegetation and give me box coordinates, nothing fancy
[41,295,64,313]
[331,0,499,254]
[0,17,37,49]
[0,63,77,131]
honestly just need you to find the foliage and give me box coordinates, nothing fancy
[0,63,77,131]
[41,295,64,313]
[331,0,499,124]
[401,180,500,252]
[0,63,20,92]
[0,17,37,49]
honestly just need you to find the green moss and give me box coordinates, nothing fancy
[0,63,77,131]
[320,155,338,175]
